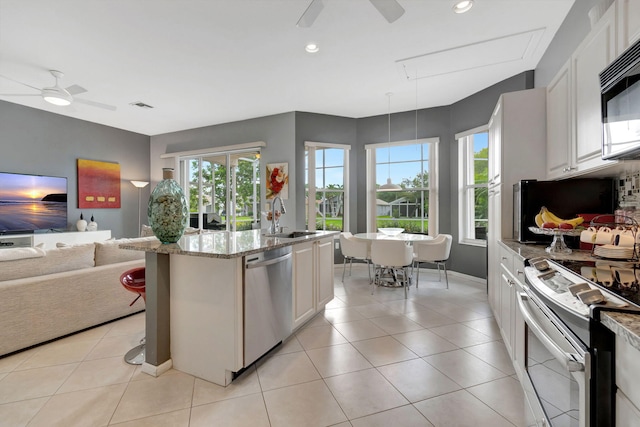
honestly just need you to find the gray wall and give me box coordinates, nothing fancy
[0,101,150,238]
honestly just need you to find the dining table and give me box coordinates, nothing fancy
[353,232,433,242]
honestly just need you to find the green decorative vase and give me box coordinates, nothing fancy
[148,168,188,244]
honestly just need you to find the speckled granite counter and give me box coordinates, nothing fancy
[120,229,338,259]
[601,312,640,352]
[500,239,597,263]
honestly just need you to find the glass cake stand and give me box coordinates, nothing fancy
[529,226,583,254]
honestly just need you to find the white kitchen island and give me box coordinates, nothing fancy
[120,229,337,386]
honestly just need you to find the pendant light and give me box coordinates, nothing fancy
[379,92,402,191]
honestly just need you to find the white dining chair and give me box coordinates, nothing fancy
[412,234,452,288]
[370,240,413,298]
[339,232,371,282]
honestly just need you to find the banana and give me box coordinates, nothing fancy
[535,212,544,227]
[539,206,584,227]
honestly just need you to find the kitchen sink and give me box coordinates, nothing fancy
[266,231,317,239]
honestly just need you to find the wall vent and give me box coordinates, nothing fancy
[129,101,154,109]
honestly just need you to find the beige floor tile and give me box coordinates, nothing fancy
[0,348,40,374]
[0,363,77,404]
[191,393,270,427]
[0,397,48,427]
[369,315,423,334]
[295,324,348,350]
[414,389,514,427]
[383,299,431,314]
[350,404,434,427]
[464,340,516,375]
[110,371,195,424]
[192,366,261,406]
[336,294,380,307]
[109,408,190,426]
[324,298,348,309]
[263,379,347,427]
[256,350,320,391]
[405,308,457,329]
[428,323,495,348]
[352,336,417,367]
[84,334,145,361]
[15,340,98,370]
[27,383,126,427]
[392,329,459,357]
[352,303,399,318]
[57,356,136,393]
[467,376,527,426]
[330,423,353,427]
[55,323,113,345]
[306,343,373,377]
[424,349,506,388]
[377,358,461,402]
[323,307,366,324]
[104,313,145,337]
[324,368,408,419]
[462,317,502,339]
[332,319,388,342]
[427,305,490,322]
[301,313,331,329]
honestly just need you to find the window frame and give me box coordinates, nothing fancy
[456,125,488,247]
[305,141,351,232]
[364,138,439,235]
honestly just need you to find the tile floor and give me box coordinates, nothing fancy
[0,264,526,427]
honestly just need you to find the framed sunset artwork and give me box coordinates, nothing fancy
[77,159,121,208]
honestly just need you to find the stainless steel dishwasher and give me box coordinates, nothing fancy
[243,246,293,367]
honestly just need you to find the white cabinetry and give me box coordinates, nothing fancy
[546,3,618,178]
[292,236,335,329]
[0,230,111,250]
[617,0,640,51]
[616,335,640,426]
[487,89,546,334]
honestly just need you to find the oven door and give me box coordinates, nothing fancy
[516,284,590,427]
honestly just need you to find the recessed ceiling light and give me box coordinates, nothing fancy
[453,0,474,14]
[305,43,319,53]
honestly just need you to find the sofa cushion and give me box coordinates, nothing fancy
[0,245,45,262]
[95,237,156,266]
[0,242,95,281]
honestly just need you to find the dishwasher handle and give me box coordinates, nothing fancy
[246,252,292,269]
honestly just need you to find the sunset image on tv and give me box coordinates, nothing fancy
[0,172,68,233]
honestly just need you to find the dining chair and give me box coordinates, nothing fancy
[412,234,452,288]
[339,232,372,282]
[370,240,413,298]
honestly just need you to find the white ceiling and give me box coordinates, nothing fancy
[0,0,574,136]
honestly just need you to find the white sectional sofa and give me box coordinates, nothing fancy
[0,237,156,356]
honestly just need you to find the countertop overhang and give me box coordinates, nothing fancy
[119,229,339,259]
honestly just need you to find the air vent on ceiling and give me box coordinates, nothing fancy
[129,101,154,109]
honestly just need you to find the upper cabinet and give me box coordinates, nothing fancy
[617,0,640,51]
[546,3,618,179]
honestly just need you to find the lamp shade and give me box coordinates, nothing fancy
[131,180,149,188]
[379,178,402,191]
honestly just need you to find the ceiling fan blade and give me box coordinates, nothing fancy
[0,93,40,97]
[0,74,41,91]
[369,0,405,23]
[66,84,87,96]
[297,0,324,28]
[74,97,117,111]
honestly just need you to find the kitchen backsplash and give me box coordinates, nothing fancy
[619,171,640,208]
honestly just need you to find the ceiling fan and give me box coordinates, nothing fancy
[297,0,405,27]
[0,70,116,111]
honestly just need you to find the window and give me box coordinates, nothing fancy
[305,142,350,231]
[365,139,438,235]
[457,126,488,246]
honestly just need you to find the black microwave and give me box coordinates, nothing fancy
[600,38,640,160]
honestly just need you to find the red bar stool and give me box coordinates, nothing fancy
[120,267,146,365]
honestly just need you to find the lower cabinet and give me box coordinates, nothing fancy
[292,236,335,329]
[492,242,526,377]
[615,335,640,426]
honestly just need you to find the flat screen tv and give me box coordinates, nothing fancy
[0,172,68,234]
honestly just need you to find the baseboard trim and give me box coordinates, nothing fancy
[142,359,173,377]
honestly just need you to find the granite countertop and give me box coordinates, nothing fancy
[500,239,597,263]
[119,229,338,259]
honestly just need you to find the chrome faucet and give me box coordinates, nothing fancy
[270,195,286,234]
